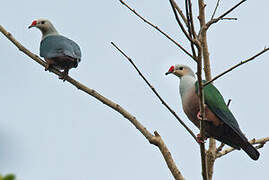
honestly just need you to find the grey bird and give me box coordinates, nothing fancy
[28,19,81,80]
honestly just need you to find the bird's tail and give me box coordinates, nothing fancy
[242,142,260,160]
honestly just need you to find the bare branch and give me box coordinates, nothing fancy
[227,99,232,107]
[119,0,195,61]
[216,143,225,153]
[111,42,197,141]
[169,0,196,46]
[211,0,221,20]
[204,47,269,87]
[216,137,269,159]
[196,50,209,180]
[197,1,213,179]
[0,25,185,180]
[221,17,237,20]
[206,0,247,29]
[171,0,188,26]
[185,0,198,59]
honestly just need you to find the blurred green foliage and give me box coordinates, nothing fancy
[0,174,16,180]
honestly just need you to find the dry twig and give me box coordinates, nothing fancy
[216,137,269,159]
[119,0,195,60]
[0,25,185,180]
[111,41,197,141]
[211,0,221,20]
[204,47,269,87]
[171,0,188,26]
[206,0,247,29]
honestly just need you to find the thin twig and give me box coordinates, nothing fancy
[204,47,269,87]
[206,0,247,29]
[196,47,208,180]
[227,99,232,107]
[186,0,197,39]
[211,0,221,20]
[119,0,195,61]
[216,137,269,159]
[111,42,197,141]
[221,17,237,20]
[0,25,185,180]
[185,0,198,59]
[216,143,225,153]
[171,0,188,26]
[169,0,196,47]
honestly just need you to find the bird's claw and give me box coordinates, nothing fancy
[45,64,51,72]
[196,134,207,144]
[197,111,202,120]
[59,70,69,82]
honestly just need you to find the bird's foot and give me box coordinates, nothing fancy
[197,111,202,120]
[59,69,69,82]
[44,63,51,71]
[196,134,207,144]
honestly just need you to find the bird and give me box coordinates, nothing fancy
[165,64,260,160]
[28,19,81,80]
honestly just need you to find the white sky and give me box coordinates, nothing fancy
[0,0,268,180]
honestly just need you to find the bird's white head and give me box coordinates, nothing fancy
[28,19,58,39]
[165,64,195,78]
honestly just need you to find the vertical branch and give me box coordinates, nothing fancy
[185,0,198,59]
[198,1,215,180]
[198,0,212,81]
[196,49,208,180]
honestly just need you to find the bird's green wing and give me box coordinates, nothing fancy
[195,81,245,139]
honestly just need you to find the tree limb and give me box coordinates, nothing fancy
[119,0,195,61]
[197,1,214,179]
[111,42,197,141]
[204,47,269,87]
[185,0,198,59]
[171,0,188,26]
[169,0,197,47]
[216,137,269,159]
[211,0,221,20]
[0,25,185,180]
[206,0,246,29]
[196,49,209,180]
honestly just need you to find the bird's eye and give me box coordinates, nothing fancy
[41,21,45,24]
[179,67,184,70]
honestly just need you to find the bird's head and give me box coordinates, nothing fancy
[28,19,50,30]
[28,19,58,38]
[165,64,195,78]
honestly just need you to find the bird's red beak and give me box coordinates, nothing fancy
[165,65,174,75]
[28,20,37,29]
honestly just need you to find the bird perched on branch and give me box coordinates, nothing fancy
[28,19,81,80]
[165,64,259,160]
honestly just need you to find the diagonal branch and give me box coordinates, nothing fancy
[111,42,197,141]
[204,47,269,87]
[169,0,196,47]
[185,0,198,59]
[119,0,195,61]
[206,0,246,29]
[0,25,185,180]
[216,137,269,159]
[171,0,188,26]
[211,0,221,20]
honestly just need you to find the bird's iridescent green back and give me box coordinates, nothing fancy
[195,81,246,139]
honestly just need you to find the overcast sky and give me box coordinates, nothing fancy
[0,0,268,180]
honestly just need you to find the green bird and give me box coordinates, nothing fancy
[165,64,259,160]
